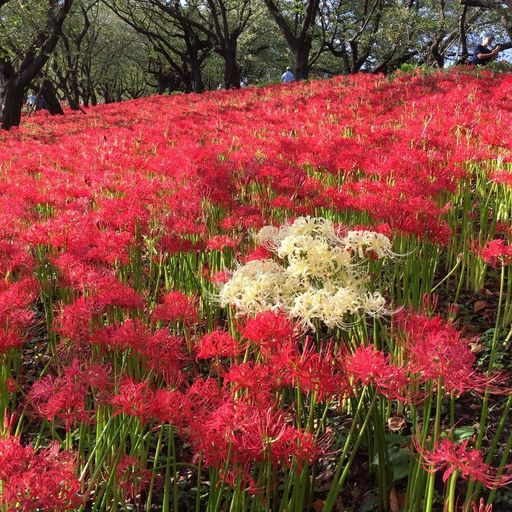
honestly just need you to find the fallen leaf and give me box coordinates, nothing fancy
[390,487,400,512]
[351,486,362,500]
[481,309,494,320]
[468,340,484,354]
[461,324,480,336]
[313,499,324,512]
[336,497,345,511]
[387,416,406,432]
[473,300,489,313]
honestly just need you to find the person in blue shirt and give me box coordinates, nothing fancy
[26,94,37,109]
[471,32,500,65]
[281,67,295,83]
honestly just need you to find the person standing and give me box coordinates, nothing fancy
[281,67,295,83]
[26,93,37,110]
[470,32,500,65]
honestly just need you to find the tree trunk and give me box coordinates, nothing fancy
[67,95,80,110]
[179,68,193,93]
[293,37,312,80]
[59,80,80,110]
[0,58,23,130]
[69,76,81,110]
[222,40,241,89]
[0,83,25,130]
[89,88,97,106]
[0,0,74,129]
[263,0,319,81]
[190,57,204,93]
[184,31,207,93]
[41,79,64,115]
[157,74,169,94]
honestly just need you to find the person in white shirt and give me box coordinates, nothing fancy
[281,67,295,83]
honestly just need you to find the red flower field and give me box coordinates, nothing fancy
[0,68,512,511]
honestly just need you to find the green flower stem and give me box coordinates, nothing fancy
[424,380,443,512]
[0,355,7,428]
[406,385,433,511]
[322,391,376,512]
[195,459,202,512]
[447,470,458,512]
[146,425,164,511]
[487,424,512,505]
[430,255,461,294]
[474,394,512,498]
[467,262,506,504]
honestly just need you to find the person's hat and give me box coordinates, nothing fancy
[286,67,291,71]
[481,31,494,42]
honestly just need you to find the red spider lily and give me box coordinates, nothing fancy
[4,71,507,262]
[185,377,227,420]
[91,318,151,352]
[270,340,349,402]
[397,311,509,397]
[345,345,409,401]
[141,329,187,385]
[149,388,189,429]
[0,277,37,354]
[91,319,186,380]
[96,194,151,232]
[188,399,319,472]
[112,378,190,426]
[221,206,265,231]
[196,330,240,360]
[92,277,145,310]
[0,436,80,512]
[218,468,258,495]
[159,234,205,254]
[241,310,296,356]
[36,214,133,266]
[206,235,240,251]
[243,245,273,263]
[223,361,282,404]
[0,331,28,354]
[115,456,153,501]
[55,277,144,344]
[152,291,199,325]
[494,222,512,237]
[111,378,157,422]
[0,435,33,480]
[28,360,110,430]
[0,240,34,278]
[6,377,15,394]
[54,296,101,344]
[468,499,492,512]
[52,252,111,291]
[271,195,296,210]
[480,239,512,267]
[414,437,512,489]
[64,224,134,266]
[490,170,512,187]
[211,270,231,284]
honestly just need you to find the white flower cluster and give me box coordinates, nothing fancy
[219,217,392,329]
